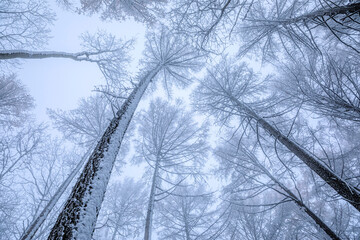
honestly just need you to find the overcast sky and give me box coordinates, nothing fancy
[18,3,146,122]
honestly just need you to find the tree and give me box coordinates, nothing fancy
[0,0,55,50]
[0,73,42,239]
[216,136,341,240]
[21,94,124,240]
[277,53,360,122]
[0,74,33,126]
[93,178,147,240]
[18,140,80,240]
[170,0,360,57]
[194,60,360,211]
[135,99,208,240]
[48,29,201,240]
[48,94,115,148]
[170,0,250,52]
[157,184,219,240]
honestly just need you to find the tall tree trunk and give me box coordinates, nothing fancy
[249,153,341,240]
[229,96,360,211]
[20,149,91,240]
[48,65,161,240]
[144,156,160,240]
[286,2,360,25]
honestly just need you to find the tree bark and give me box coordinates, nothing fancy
[230,96,360,211]
[48,65,161,240]
[183,206,191,240]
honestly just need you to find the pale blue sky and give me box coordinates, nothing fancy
[18,3,146,122]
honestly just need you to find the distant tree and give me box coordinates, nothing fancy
[157,184,219,240]
[0,73,42,239]
[21,94,120,240]
[48,94,114,148]
[216,137,341,240]
[236,0,360,57]
[94,178,147,240]
[0,123,45,239]
[219,201,311,240]
[0,124,44,185]
[0,0,55,50]
[0,74,33,126]
[136,99,208,240]
[194,60,360,211]
[48,28,201,240]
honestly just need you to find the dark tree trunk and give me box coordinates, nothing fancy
[48,66,161,240]
[230,96,360,211]
[256,157,341,240]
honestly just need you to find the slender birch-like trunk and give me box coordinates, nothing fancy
[48,65,161,240]
[229,96,360,211]
[20,149,91,240]
[144,156,160,240]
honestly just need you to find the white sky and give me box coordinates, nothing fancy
[15,2,222,189]
[18,4,146,122]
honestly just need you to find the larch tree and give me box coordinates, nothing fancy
[194,60,360,211]
[215,136,342,240]
[135,99,208,240]
[48,28,202,240]
[19,140,81,240]
[0,121,44,186]
[0,74,33,126]
[48,94,115,148]
[218,201,297,240]
[157,184,219,240]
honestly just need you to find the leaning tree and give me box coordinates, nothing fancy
[48,28,202,239]
[195,60,360,211]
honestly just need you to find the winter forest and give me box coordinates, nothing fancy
[0,0,360,239]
